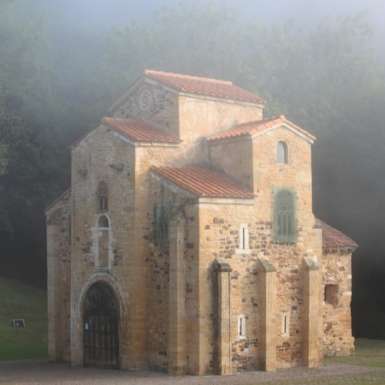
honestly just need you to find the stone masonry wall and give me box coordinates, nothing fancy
[145,175,198,373]
[70,124,137,368]
[209,136,254,191]
[195,125,320,373]
[46,191,71,362]
[113,78,179,138]
[49,72,355,376]
[178,95,263,143]
[198,202,320,372]
[321,250,354,356]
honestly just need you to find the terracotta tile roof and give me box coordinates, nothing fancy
[207,115,316,142]
[151,165,255,199]
[145,69,264,105]
[207,116,282,141]
[102,117,180,144]
[316,219,358,251]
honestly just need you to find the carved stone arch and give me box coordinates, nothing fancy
[71,273,128,368]
[77,273,128,324]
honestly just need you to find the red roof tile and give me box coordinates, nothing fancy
[102,117,180,144]
[316,219,358,251]
[145,69,264,105]
[151,165,255,199]
[207,115,316,142]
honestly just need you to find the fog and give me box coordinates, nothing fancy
[0,0,385,339]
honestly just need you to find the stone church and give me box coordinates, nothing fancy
[46,69,357,375]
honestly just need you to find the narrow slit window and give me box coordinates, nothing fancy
[239,224,249,251]
[238,315,246,339]
[282,312,290,336]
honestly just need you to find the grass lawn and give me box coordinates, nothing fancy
[0,277,47,360]
[326,338,385,368]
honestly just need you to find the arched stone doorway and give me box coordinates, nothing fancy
[83,281,119,368]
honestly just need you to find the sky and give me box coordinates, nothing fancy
[34,0,385,36]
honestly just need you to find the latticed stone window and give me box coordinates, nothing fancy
[153,204,170,251]
[273,189,297,244]
[97,181,108,212]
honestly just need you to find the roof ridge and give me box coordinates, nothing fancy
[144,69,233,86]
[103,116,155,127]
[102,117,180,144]
[234,115,283,128]
[207,114,316,142]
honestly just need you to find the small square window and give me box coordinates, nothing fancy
[324,284,339,306]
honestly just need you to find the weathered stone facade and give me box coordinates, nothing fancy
[46,69,357,375]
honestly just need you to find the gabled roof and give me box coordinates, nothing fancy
[207,115,316,143]
[144,69,264,105]
[316,219,358,251]
[45,189,70,214]
[102,117,180,144]
[151,165,255,199]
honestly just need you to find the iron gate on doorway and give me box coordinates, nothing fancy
[83,282,119,368]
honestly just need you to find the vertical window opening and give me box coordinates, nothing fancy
[277,141,288,164]
[97,181,108,212]
[153,188,170,252]
[282,312,290,336]
[273,189,296,243]
[238,315,246,339]
[238,224,249,252]
[97,214,110,269]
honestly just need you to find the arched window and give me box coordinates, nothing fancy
[97,181,108,212]
[277,141,288,164]
[273,189,296,243]
[98,214,110,228]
